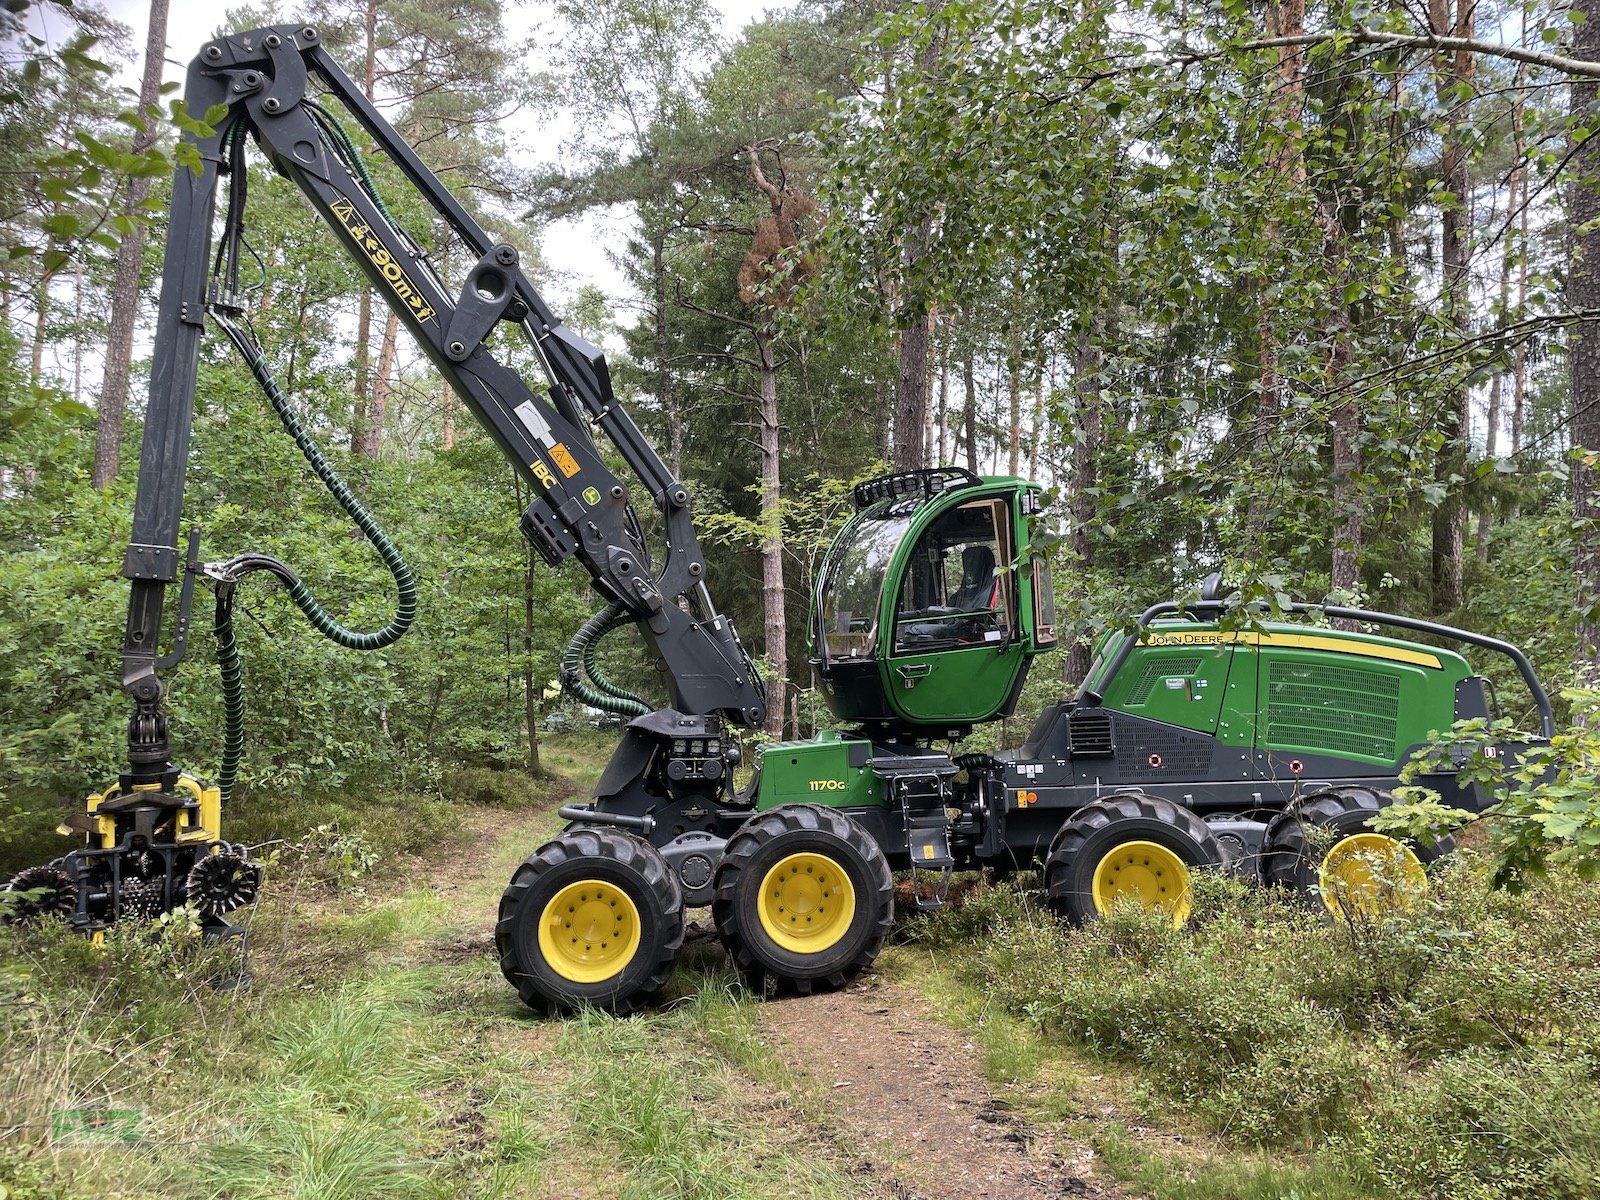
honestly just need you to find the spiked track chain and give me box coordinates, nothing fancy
[497,827,683,1016]
[713,804,893,995]
[1044,792,1220,924]
[1262,785,1455,898]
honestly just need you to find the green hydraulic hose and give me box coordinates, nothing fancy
[211,315,417,801]
[308,101,398,226]
[561,602,651,718]
[214,588,246,797]
[218,317,417,649]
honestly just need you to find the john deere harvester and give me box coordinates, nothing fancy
[4,26,1548,1018]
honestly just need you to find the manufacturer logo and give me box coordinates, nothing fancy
[583,486,601,505]
[330,195,436,323]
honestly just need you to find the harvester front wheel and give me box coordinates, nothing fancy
[497,828,684,1015]
[1044,794,1218,926]
[714,804,892,994]
[1264,786,1451,917]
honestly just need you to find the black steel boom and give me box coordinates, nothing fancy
[118,23,765,787]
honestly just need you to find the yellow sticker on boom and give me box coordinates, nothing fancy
[330,194,437,323]
[549,442,581,477]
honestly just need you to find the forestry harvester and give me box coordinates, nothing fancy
[3,27,1552,1014]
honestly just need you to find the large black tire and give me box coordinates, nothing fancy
[1044,793,1219,925]
[497,827,684,1016]
[1263,785,1454,910]
[713,804,893,995]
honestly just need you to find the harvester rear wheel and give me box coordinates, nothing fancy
[497,827,683,1015]
[1263,786,1452,917]
[1044,793,1218,926]
[713,804,892,995]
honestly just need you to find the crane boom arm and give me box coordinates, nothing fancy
[118,23,765,786]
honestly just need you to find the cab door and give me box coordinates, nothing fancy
[881,496,1029,725]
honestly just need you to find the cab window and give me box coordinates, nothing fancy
[893,499,1014,653]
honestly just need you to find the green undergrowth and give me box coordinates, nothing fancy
[897,857,1600,1200]
[0,735,858,1200]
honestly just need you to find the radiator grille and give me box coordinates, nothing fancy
[1265,661,1401,761]
[1116,726,1213,775]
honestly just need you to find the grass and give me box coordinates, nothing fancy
[0,737,863,1200]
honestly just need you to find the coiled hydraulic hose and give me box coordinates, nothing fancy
[206,106,418,803]
[561,602,651,718]
[210,314,418,801]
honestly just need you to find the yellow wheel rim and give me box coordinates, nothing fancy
[1317,833,1426,917]
[756,852,856,954]
[1090,840,1192,926]
[537,879,642,984]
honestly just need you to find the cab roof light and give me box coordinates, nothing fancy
[852,467,983,511]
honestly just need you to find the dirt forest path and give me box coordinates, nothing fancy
[404,753,1121,1200]
[754,974,1114,1200]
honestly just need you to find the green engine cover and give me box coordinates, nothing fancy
[1089,622,1476,767]
[755,731,882,810]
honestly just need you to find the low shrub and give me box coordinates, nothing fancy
[443,764,548,809]
[921,857,1600,1195]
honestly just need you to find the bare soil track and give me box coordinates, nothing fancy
[757,977,1114,1200]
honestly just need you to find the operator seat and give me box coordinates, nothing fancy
[951,545,997,611]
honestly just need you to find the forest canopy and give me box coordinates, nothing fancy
[2,0,1597,873]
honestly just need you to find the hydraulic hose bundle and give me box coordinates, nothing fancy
[560,601,652,718]
[203,108,419,803]
[208,314,417,802]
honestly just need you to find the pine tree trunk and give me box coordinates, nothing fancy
[1251,0,1307,537]
[1006,320,1022,477]
[1429,0,1475,616]
[29,245,52,386]
[962,350,978,474]
[893,311,932,470]
[92,0,169,488]
[1475,372,1503,561]
[363,310,399,458]
[935,341,949,465]
[1510,77,1530,518]
[442,382,455,450]
[351,0,380,455]
[891,212,935,469]
[1066,329,1102,686]
[1572,0,1600,685]
[755,329,787,737]
[1027,358,1046,477]
[651,228,683,478]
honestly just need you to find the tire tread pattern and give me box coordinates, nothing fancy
[496,826,683,1016]
[713,804,893,995]
[1043,791,1219,923]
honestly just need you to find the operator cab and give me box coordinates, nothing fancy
[810,469,1057,733]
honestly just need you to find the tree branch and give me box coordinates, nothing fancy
[1224,28,1600,79]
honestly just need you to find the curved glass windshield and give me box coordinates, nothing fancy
[818,507,913,659]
